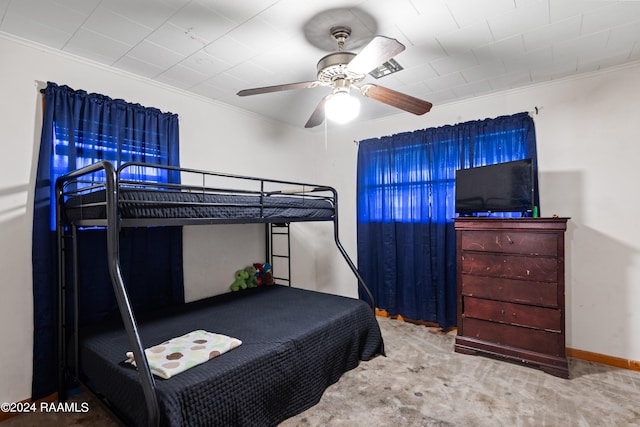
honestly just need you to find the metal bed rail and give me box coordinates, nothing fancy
[60,162,338,228]
[118,161,336,200]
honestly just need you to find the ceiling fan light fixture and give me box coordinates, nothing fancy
[324,91,360,124]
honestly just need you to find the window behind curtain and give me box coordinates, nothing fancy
[47,92,179,227]
[358,127,533,224]
[356,112,538,327]
[52,122,168,178]
[32,82,183,400]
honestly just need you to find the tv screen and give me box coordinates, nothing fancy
[455,159,534,215]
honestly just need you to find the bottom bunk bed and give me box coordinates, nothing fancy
[76,285,384,426]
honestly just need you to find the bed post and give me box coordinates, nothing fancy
[102,162,160,427]
[329,188,376,311]
[55,175,67,402]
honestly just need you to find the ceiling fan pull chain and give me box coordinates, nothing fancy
[324,119,328,151]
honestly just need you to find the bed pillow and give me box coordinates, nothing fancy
[125,330,242,379]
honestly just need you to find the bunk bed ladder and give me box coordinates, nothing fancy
[267,223,291,286]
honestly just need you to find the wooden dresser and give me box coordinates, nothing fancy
[454,217,569,378]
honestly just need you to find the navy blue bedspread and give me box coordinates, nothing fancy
[78,285,384,426]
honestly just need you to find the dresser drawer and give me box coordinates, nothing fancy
[460,252,559,282]
[463,297,561,332]
[461,274,558,307]
[462,317,563,356]
[461,230,558,256]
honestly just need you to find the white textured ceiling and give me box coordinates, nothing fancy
[2,0,640,128]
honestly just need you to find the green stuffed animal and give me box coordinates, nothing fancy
[244,265,258,288]
[230,269,249,291]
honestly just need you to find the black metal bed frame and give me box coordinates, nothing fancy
[54,160,375,427]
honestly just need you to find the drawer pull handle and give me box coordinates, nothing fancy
[500,309,505,315]
[506,235,514,244]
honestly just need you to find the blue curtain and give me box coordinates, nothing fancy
[357,112,537,327]
[32,82,184,399]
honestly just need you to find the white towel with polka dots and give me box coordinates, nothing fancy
[125,330,242,379]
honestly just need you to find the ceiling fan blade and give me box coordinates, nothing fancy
[347,36,406,75]
[304,97,327,128]
[360,84,433,115]
[237,81,320,96]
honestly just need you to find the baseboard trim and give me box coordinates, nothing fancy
[375,309,453,330]
[567,347,640,372]
[376,311,640,373]
[0,392,58,422]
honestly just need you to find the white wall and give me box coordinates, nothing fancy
[312,61,640,364]
[0,35,322,403]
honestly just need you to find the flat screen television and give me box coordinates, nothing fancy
[455,158,534,215]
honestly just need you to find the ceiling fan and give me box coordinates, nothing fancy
[236,26,433,128]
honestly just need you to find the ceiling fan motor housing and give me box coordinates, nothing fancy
[316,51,363,84]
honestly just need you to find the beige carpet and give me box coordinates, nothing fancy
[5,317,640,426]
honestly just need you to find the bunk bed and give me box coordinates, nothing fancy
[55,161,384,427]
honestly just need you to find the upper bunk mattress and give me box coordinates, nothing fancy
[63,188,334,222]
[77,285,383,426]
